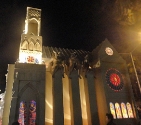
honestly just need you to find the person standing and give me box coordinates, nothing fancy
[106,113,116,125]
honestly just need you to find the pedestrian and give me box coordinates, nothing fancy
[12,121,19,125]
[106,113,116,125]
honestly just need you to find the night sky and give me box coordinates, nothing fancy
[0,0,139,92]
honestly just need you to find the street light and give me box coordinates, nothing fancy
[130,52,141,93]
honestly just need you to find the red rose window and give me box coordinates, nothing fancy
[106,68,124,91]
[110,73,120,86]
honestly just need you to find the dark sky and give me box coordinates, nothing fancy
[0,0,135,91]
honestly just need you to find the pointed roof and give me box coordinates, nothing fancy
[92,39,125,64]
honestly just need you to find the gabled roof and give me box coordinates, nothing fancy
[92,38,125,64]
[42,38,126,66]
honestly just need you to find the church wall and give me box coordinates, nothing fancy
[53,70,64,125]
[68,70,83,125]
[63,74,71,125]
[94,68,108,125]
[2,64,15,125]
[79,74,89,125]
[83,71,100,125]
[45,70,53,125]
[93,39,139,124]
[100,61,137,125]
[45,68,100,125]
[81,73,91,125]
[8,63,46,125]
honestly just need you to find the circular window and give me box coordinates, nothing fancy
[105,47,113,56]
[106,68,124,91]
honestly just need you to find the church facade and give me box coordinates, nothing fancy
[2,7,139,125]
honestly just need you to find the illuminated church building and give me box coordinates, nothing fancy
[2,7,139,125]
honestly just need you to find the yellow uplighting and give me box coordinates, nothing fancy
[25,21,28,34]
[45,118,53,124]
[45,100,53,109]
[19,50,42,64]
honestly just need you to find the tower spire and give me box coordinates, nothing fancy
[18,7,42,64]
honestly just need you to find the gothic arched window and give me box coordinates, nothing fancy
[35,42,41,51]
[21,40,28,50]
[115,103,122,119]
[28,19,38,36]
[126,102,134,118]
[109,102,116,119]
[29,100,36,124]
[18,101,27,125]
[29,42,34,51]
[121,102,128,118]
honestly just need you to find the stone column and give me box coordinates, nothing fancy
[2,64,15,125]
[53,70,64,125]
[86,71,100,125]
[69,70,82,125]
